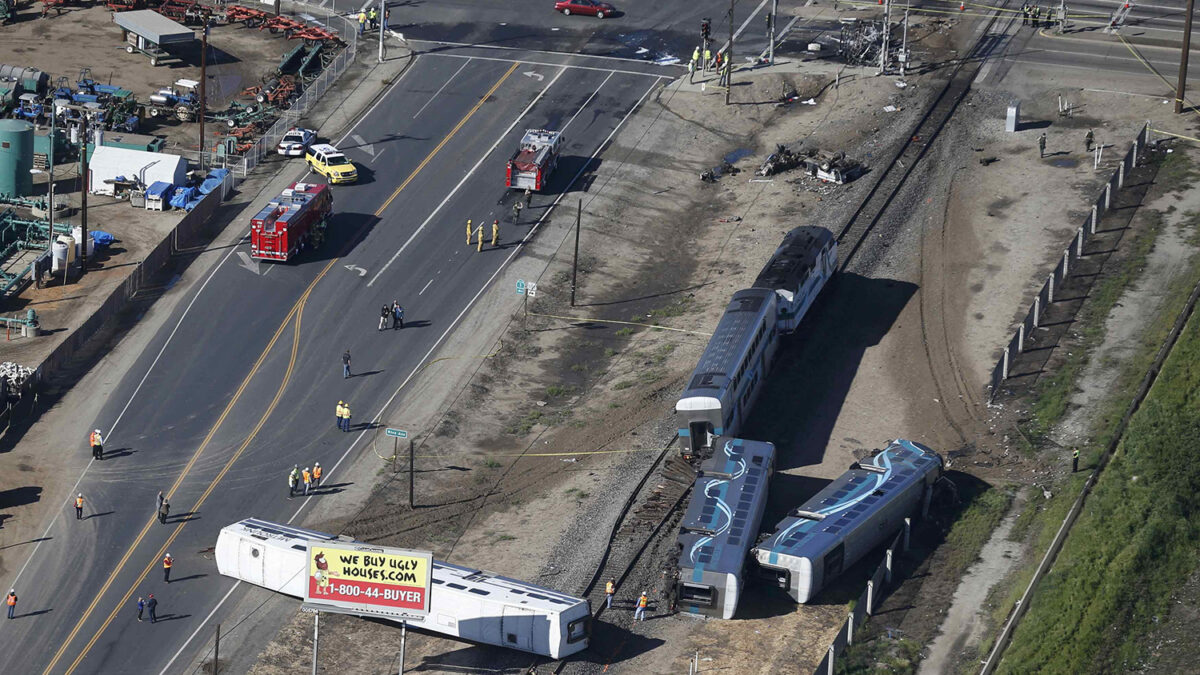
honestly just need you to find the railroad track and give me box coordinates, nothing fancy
[837,1,1016,270]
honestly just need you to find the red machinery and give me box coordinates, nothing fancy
[250,182,333,261]
[222,4,269,26]
[156,0,211,25]
[505,129,563,192]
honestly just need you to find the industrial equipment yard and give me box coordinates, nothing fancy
[3,1,1200,674]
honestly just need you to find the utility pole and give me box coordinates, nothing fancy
[726,0,734,105]
[199,21,208,171]
[899,8,910,77]
[879,0,892,74]
[311,611,319,675]
[1057,0,1067,33]
[768,0,778,65]
[378,0,385,63]
[570,198,580,307]
[214,623,221,675]
[408,437,414,509]
[79,110,88,277]
[1177,0,1195,114]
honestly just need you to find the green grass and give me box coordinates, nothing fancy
[834,635,923,675]
[603,347,619,358]
[940,485,1013,577]
[1023,207,1165,440]
[482,458,502,469]
[614,327,635,337]
[995,294,1200,674]
[545,384,577,398]
[613,380,634,390]
[505,410,544,435]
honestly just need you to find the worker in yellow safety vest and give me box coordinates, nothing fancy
[336,401,345,431]
[89,429,104,460]
[340,403,351,433]
[605,579,616,609]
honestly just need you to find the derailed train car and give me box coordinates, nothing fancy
[675,227,836,459]
[675,438,775,619]
[752,440,942,603]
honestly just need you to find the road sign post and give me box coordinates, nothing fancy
[409,438,415,509]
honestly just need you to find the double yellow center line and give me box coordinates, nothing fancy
[46,60,521,675]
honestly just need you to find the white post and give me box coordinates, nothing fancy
[879,0,891,74]
[1048,272,1055,303]
[1001,345,1010,380]
[828,645,836,675]
[1132,138,1139,163]
[867,580,875,615]
[1091,205,1098,234]
[312,612,319,675]
[1118,161,1125,187]
[847,611,855,645]
[1105,183,1112,209]
[1076,228,1084,257]
[399,621,406,674]
[1063,249,1070,278]
[378,0,385,63]
[1032,295,1041,328]
[885,549,894,583]
[1017,323,1025,353]
[768,0,778,65]
[903,517,911,551]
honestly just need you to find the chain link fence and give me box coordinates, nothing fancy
[201,1,359,177]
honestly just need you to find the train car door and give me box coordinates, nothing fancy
[502,605,535,652]
[239,538,265,587]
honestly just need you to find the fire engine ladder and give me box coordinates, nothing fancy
[1104,1,1134,34]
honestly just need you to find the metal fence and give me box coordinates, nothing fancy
[987,123,1152,403]
[202,2,359,177]
[811,520,911,675]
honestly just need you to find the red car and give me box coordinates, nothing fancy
[554,0,615,18]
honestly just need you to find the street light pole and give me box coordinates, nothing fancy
[1177,0,1196,114]
[378,0,385,63]
[726,0,734,105]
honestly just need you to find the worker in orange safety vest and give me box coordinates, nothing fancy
[634,591,648,622]
[312,463,323,489]
[89,429,104,460]
[163,553,173,583]
[74,493,85,520]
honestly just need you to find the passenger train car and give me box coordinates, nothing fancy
[751,440,942,603]
[675,226,836,459]
[676,438,775,619]
[753,226,837,333]
[216,518,590,659]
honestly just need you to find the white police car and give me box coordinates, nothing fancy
[277,127,317,156]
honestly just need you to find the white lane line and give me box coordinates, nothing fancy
[164,76,665,672]
[292,75,667,530]
[716,0,772,54]
[419,278,433,295]
[157,581,241,675]
[413,58,472,119]
[366,66,569,288]
[560,72,612,135]
[406,38,683,67]
[422,51,668,78]
[0,49,422,625]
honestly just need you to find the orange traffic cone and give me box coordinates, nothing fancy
[959,1,965,9]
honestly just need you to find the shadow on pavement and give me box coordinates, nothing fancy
[0,486,43,510]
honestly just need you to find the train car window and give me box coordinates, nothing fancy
[446,582,467,590]
[567,616,590,643]
[824,543,845,579]
[468,588,489,595]
[680,583,715,606]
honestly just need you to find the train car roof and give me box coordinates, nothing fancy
[677,438,775,575]
[681,288,776,398]
[752,226,835,291]
[755,440,942,562]
[223,519,585,612]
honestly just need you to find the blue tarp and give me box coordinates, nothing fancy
[169,186,196,209]
[197,176,222,195]
[91,231,114,247]
[146,181,173,199]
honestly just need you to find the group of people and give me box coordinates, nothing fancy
[288,463,324,498]
[688,46,732,86]
[1021,4,1056,27]
[379,301,405,330]
[356,7,389,35]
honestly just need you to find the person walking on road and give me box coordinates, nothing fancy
[156,490,165,513]
[158,499,170,524]
[74,493,85,519]
[336,401,344,431]
[146,594,158,623]
[289,465,301,497]
[1038,132,1047,158]
[342,349,352,378]
[605,579,616,609]
[392,301,404,329]
[302,467,313,496]
[1085,129,1095,152]
[357,10,366,35]
[368,6,377,29]
[90,429,104,460]
[313,462,323,489]
[6,589,16,619]
[379,304,391,330]
[491,220,500,247]
[341,403,352,432]
[633,591,648,623]
[163,553,173,583]
[136,596,145,622]
[466,218,473,245]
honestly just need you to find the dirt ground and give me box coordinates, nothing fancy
[0,2,342,152]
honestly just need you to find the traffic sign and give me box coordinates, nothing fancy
[386,428,408,438]
[527,282,537,298]
[516,280,527,295]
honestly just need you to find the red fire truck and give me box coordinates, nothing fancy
[505,129,563,192]
[250,182,333,261]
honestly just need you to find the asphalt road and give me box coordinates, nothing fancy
[0,43,672,674]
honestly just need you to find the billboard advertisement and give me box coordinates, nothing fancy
[304,540,432,619]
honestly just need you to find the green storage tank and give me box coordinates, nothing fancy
[0,118,34,198]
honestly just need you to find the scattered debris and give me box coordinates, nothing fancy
[700,161,740,183]
[895,80,908,89]
[980,156,1000,166]
[0,361,36,389]
[757,145,864,184]
[883,105,898,113]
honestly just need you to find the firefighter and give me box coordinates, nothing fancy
[467,218,473,245]
[163,553,173,583]
[313,462,323,488]
[90,428,104,460]
[303,467,313,495]
[492,220,500,247]
[74,493,84,520]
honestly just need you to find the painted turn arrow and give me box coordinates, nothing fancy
[350,133,376,158]
[236,252,261,275]
[345,264,368,277]
[523,71,544,82]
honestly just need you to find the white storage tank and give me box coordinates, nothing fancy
[51,239,68,272]
[71,226,95,258]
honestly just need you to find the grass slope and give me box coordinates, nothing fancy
[997,306,1200,673]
